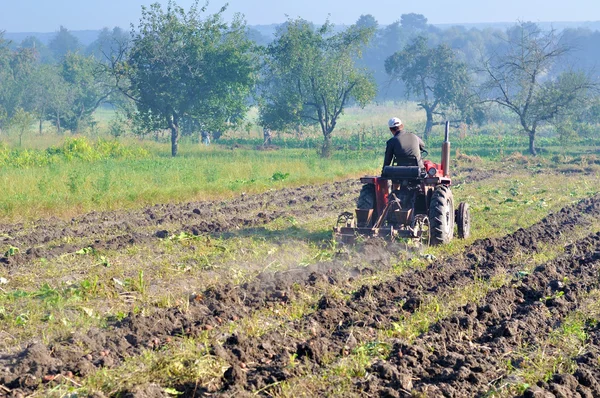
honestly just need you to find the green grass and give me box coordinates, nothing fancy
[0,101,597,222]
[0,145,381,221]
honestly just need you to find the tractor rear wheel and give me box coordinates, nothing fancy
[357,183,376,210]
[456,202,471,239]
[429,185,454,245]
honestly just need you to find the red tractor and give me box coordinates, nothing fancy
[334,122,471,245]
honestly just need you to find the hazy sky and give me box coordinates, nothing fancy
[1,0,599,32]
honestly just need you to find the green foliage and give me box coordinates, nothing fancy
[385,36,473,139]
[9,108,36,146]
[48,26,82,60]
[271,171,290,181]
[85,27,130,63]
[260,18,376,157]
[0,34,37,126]
[58,53,113,132]
[480,22,597,155]
[122,0,257,156]
[4,246,19,257]
[0,137,148,169]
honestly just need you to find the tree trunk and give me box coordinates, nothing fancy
[528,130,537,156]
[56,111,61,134]
[170,124,179,157]
[423,109,433,141]
[321,133,332,158]
[39,118,43,135]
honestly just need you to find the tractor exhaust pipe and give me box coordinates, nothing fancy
[441,121,450,177]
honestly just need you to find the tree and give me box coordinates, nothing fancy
[0,34,13,135]
[86,27,130,63]
[59,53,113,132]
[480,22,596,155]
[400,13,428,31]
[116,0,256,156]
[48,26,81,60]
[385,36,472,139]
[260,19,376,157]
[0,33,37,129]
[356,14,378,31]
[20,36,54,64]
[9,107,35,146]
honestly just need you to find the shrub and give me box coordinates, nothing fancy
[0,137,149,169]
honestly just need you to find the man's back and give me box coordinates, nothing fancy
[384,130,425,168]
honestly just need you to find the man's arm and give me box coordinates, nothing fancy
[418,136,425,152]
[382,140,394,173]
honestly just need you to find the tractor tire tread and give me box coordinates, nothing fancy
[429,184,454,245]
[357,183,376,210]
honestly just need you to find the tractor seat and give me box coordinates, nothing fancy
[382,166,424,179]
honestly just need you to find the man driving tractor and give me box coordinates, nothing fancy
[382,117,425,173]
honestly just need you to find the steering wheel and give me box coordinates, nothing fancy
[421,149,429,158]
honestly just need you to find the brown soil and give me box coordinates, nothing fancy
[0,180,361,267]
[0,168,598,397]
[0,187,598,397]
[0,166,494,268]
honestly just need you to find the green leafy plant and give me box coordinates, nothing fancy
[4,246,19,257]
[271,171,290,181]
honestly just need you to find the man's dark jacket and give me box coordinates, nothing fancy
[382,130,425,172]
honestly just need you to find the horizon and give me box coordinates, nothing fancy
[1,0,600,32]
[4,19,600,35]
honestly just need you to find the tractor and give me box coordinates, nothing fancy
[334,121,471,245]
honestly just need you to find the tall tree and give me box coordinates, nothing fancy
[59,53,113,132]
[48,26,81,60]
[115,0,256,156]
[0,33,37,128]
[480,22,596,155]
[356,14,378,31]
[400,13,428,31]
[86,27,130,63]
[260,19,376,157]
[20,36,54,64]
[385,36,472,139]
[0,33,11,133]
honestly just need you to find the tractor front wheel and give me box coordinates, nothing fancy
[456,202,471,239]
[429,185,454,245]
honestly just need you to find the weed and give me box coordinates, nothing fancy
[4,246,19,256]
[272,171,290,181]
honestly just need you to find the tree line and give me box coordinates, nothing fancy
[1,0,599,157]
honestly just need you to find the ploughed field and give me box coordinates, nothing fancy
[0,163,599,397]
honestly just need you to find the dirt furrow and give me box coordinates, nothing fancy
[362,233,600,397]
[519,325,600,398]
[0,166,495,267]
[0,180,360,266]
[202,195,600,395]
[0,194,597,397]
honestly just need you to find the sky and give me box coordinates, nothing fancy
[1,0,599,32]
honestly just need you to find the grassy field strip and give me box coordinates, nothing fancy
[0,148,380,223]
[487,290,600,397]
[0,234,332,350]
[36,336,229,397]
[256,258,556,396]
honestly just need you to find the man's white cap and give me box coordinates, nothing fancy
[388,117,402,128]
